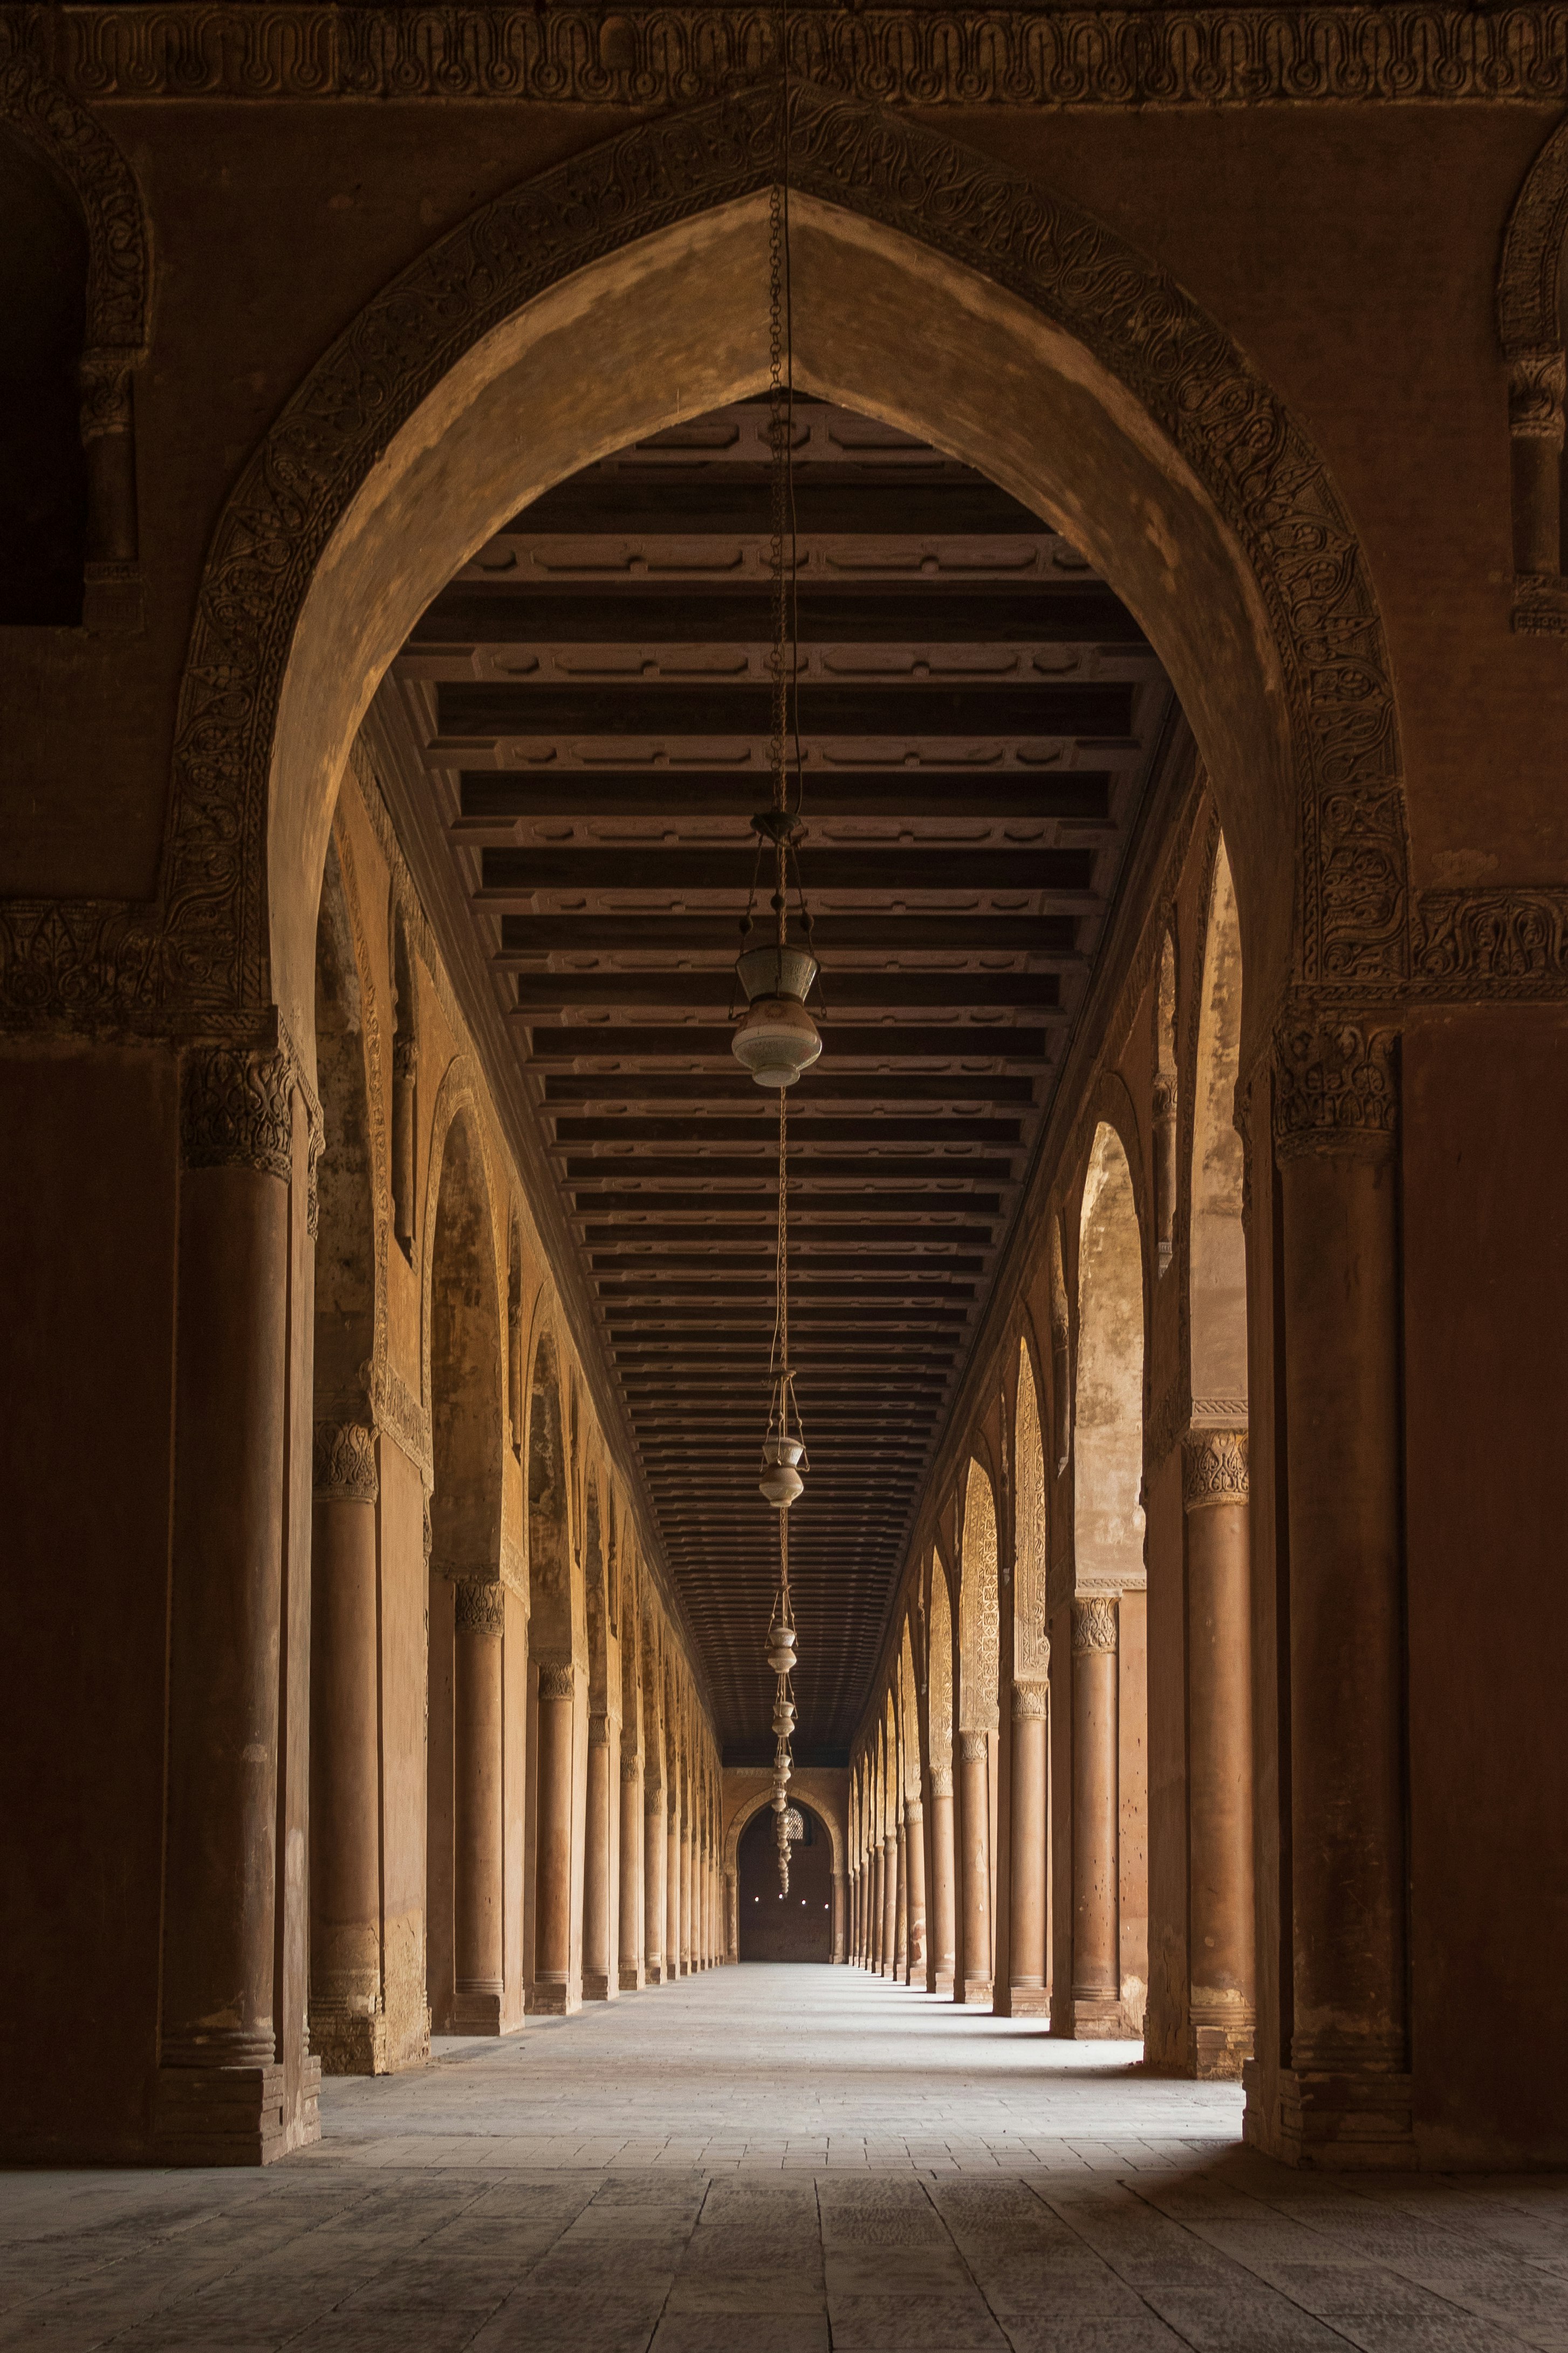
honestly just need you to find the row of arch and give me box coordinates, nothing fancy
[307,761,729,2063]
[849,817,1249,2074]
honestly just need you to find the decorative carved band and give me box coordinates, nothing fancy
[1012,1680,1050,1720]
[537,1658,576,1701]
[958,1730,989,1762]
[455,1579,505,1639]
[1413,889,1568,992]
[1272,1022,1398,1161]
[1182,1429,1249,1512]
[181,1043,294,1180]
[1072,1597,1119,1656]
[929,1767,954,1799]
[312,1420,377,1503]
[42,6,1568,109]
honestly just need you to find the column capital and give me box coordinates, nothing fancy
[621,1754,642,1784]
[455,1578,505,1639]
[588,1711,611,1749]
[904,1798,924,1825]
[1272,1019,1399,1163]
[1011,1679,1050,1720]
[181,1041,295,1181]
[537,1656,576,1700]
[392,1033,419,1080]
[958,1729,989,1762]
[929,1766,954,1798]
[1071,1595,1119,1655]
[1509,345,1567,442]
[1182,1427,1249,1512]
[312,1419,378,1503]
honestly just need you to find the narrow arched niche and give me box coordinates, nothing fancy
[1075,1125,1146,1591]
[0,124,87,625]
[1190,843,1248,1409]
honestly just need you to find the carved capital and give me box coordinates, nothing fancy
[78,350,133,440]
[1509,348,1566,442]
[455,1579,505,1639]
[181,1044,293,1181]
[1011,1679,1050,1721]
[621,1756,642,1784]
[1272,1022,1398,1162]
[1183,1429,1249,1513]
[537,1658,576,1701]
[588,1713,611,1750]
[312,1420,378,1503]
[904,1799,923,1826]
[393,1033,418,1081]
[929,1767,954,1799]
[958,1730,989,1762]
[1072,1597,1118,1656]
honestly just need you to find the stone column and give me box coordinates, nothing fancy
[157,1043,297,2163]
[849,1865,860,1965]
[958,1731,992,2005]
[1273,1022,1410,2162]
[928,1768,956,1995]
[666,1804,680,1978]
[309,1422,384,2074]
[869,1840,885,1975]
[619,1757,644,1991]
[1008,1681,1050,2017]
[1183,1433,1255,2078]
[583,1713,614,2001]
[644,1782,666,1984]
[895,1811,910,1981]
[903,1800,926,1981]
[881,1830,899,1975]
[680,1829,694,1974]
[454,1580,505,2034]
[1070,1597,1122,2034]
[532,1658,577,2015]
[832,1869,847,1962]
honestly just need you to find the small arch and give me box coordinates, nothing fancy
[1190,841,1249,1410]
[390,911,417,1259]
[736,1798,835,1960]
[1498,113,1568,601]
[584,1474,608,1716]
[1075,1123,1146,1593]
[526,1328,571,1661]
[311,836,374,1420]
[928,1552,953,1790]
[958,1462,1000,1737]
[1014,1343,1050,1684]
[505,1213,523,1456]
[1048,1216,1072,1478]
[427,1106,503,1585]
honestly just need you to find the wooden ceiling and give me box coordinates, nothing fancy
[395,399,1173,1759]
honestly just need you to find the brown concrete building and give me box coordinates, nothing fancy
[4,3,1568,2340]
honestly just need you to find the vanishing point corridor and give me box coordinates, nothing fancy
[10,1967,1568,2351]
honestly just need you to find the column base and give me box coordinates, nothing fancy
[1190,2010,1255,2082]
[311,2007,393,2077]
[453,1988,504,2036]
[999,1984,1052,2019]
[961,1977,992,2007]
[645,1961,666,1986]
[154,2062,319,2166]
[618,1963,645,1992]
[1271,2064,1415,2169]
[527,1981,581,2017]
[1056,1996,1139,2039]
[583,1972,619,2002]
[929,1968,955,1996]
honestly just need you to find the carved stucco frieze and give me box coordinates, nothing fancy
[1071,1596,1118,1656]
[1182,1428,1249,1513]
[455,1578,506,1639]
[1272,1020,1399,1161]
[39,5,1568,108]
[312,1418,378,1503]
[1412,889,1568,992]
[373,1363,432,1484]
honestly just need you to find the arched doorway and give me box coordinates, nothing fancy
[738,1802,834,1962]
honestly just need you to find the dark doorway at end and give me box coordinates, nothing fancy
[738,1800,833,1961]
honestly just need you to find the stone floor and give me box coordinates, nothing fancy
[5,1966,1566,2351]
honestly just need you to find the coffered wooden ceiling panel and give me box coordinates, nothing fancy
[394,398,1174,1761]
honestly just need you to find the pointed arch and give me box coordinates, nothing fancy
[427,1104,503,1586]
[928,1551,953,1791]
[1190,840,1249,1412]
[526,1327,571,1660]
[1014,1343,1050,1684]
[958,1461,999,1737]
[1075,1123,1146,1594]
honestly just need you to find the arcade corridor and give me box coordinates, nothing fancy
[6,1969,1567,2350]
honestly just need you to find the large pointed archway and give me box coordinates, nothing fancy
[153,81,1403,1066]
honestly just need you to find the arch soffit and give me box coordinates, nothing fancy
[65,79,1407,1049]
[322,810,389,1408]
[0,47,150,358]
[1075,1075,1150,1292]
